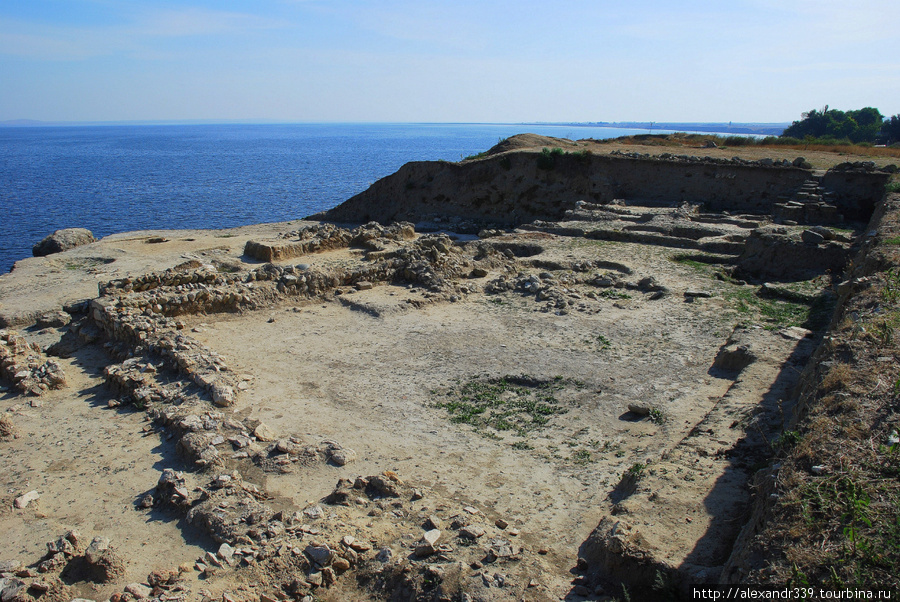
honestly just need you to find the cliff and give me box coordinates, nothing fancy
[322,134,889,228]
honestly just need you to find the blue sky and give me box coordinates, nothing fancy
[1,0,898,123]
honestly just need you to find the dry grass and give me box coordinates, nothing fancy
[590,133,900,160]
[743,209,900,590]
[775,143,900,159]
[820,363,853,393]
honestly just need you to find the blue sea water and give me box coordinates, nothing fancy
[0,122,681,273]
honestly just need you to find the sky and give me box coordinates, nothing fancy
[1,0,898,124]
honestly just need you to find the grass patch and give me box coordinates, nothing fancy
[572,449,593,465]
[726,287,834,331]
[670,253,737,281]
[648,407,666,425]
[671,256,713,273]
[787,472,900,588]
[434,374,574,438]
[462,150,490,161]
[597,289,632,300]
[584,334,611,350]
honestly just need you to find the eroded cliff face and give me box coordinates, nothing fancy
[322,135,889,229]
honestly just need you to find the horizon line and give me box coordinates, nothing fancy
[0,118,792,128]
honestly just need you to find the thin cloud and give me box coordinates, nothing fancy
[0,7,285,61]
[137,7,285,38]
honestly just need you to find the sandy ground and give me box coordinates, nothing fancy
[0,212,821,600]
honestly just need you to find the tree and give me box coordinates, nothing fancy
[880,115,900,145]
[782,106,884,143]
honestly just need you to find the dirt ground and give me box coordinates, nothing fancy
[0,140,883,601]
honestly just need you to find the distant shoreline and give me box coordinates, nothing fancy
[0,119,788,136]
[522,121,789,136]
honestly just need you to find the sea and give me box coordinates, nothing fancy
[0,122,700,273]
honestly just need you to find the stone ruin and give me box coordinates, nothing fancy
[1,146,898,601]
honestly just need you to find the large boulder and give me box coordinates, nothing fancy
[32,228,96,257]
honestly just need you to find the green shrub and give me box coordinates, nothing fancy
[723,135,754,146]
[537,147,564,170]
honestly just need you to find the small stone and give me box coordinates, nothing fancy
[780,326,812,341]
[684,290,712,298]
[487,539,515,559]
[306,571,323,587]
[13,491,39,509]
[411,488,424,501]
[355,281,374,290]
[538,547,549,555]
[329,448,357,466]
[332,557,350,572]
[218,543,235,563]
[801,229,826,245]
[627,403,651,416]
[254,423,276,442]
[321,567,335,586]
[125,583,152,599]
[84,536,111,564]
[811,465,826,476]
[303,505,324,519]
[494,518,509,530]
[276,439,298,454]
[415,529,442,557]
[459,525,485,540]
[425,515,444,530]
[211,384,235,407]
[375,548,392,563]
[348,540,372,553]
[305,544,333,567]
